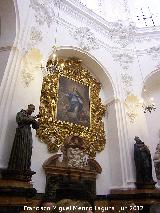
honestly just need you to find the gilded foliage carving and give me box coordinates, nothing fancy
[37,58,106,158]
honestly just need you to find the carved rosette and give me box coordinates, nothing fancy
[37,58,106,158]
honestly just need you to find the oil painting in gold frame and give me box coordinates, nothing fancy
[56,76,90,127]
[37,58,106,158]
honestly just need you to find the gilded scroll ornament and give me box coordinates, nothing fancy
[37,58,106,158]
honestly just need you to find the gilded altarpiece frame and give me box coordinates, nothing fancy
[37,58,106,158]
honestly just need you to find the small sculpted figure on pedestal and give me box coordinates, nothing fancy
[134,136,155,188]
[8,104,39,174]
[0,105,38,209]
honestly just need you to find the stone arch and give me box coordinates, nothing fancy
[47,46,115,100]
[43,46,122,193]
[141,69,160,184]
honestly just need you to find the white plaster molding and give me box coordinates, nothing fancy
[104,97,120,119]
[59,0,160,48]
[109,185,126,190]
[104,97,120,107]
[114,99,133,188]
[28,0,160,74]
[109,181,135,190]
[0,7,34,167]
[29,0,160,51]
[0,46,22,167]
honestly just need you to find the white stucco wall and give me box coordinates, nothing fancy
[0,0,160,194]
[0,0,16,85]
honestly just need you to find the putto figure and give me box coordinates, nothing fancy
[8,104,39,171]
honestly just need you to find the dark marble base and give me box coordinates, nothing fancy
[0,206,23,213]
[0,185,37,198]
[0,168,36,213]
[44,175,96,203]
[135,180,156,189]
[0,168,36,181]
[106,188,160,213]
[108,188,160,200]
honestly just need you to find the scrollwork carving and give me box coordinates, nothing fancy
[37,58,106,158]
[109,21,136,48]
[147,46,160,61]
[121,72,133,94]
[30,0,160,53]
[21,48,42,87]
[28,26,43,48]
[73,27,99,51]
[112,52,135,70]
[125,93,142,123]
[30,0,55,27]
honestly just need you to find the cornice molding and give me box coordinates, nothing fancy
[30,0,160,49]
[29,0,160,70]
[61,0,160,44]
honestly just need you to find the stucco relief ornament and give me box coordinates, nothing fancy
[30,0,55,27]
[73,27,99,51]
[28,26,43,48]
[21,70,35,87]
[121,73,133,94]
[108,21,136,47]
[147,46,160,61]
[112,52,135,70]
[21,49,42,87]
[125,93,142,123]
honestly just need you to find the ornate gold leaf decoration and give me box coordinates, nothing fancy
[37,58,106,158]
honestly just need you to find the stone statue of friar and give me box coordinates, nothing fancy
[8,104,39,171]
[134,136,155,187]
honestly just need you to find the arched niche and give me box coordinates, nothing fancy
[48,46,115,101]
[0,0,17,86]
[38,46,122,193]
[142,70,160,163]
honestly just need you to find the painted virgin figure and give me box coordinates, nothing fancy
[65,87,84,122]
